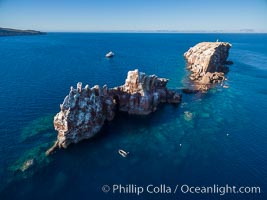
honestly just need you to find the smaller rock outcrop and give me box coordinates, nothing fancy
[46,69,181,154]
[116,69,181,115]
[184,42,232,90]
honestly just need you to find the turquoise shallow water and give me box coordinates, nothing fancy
[0,33,266,200]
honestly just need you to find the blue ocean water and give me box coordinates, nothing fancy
[0,33,266,200]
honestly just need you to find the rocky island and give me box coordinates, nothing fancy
[46,69,181,155]
[0,27,46,36]
[47,41,233,155]
[184,42,233,90]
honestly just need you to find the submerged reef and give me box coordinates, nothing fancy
[46,69,181,154]
[184,42,233,90]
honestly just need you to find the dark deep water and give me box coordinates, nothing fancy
[0,33,266,200]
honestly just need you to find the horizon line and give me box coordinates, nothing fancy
[45,30,267,34]
[2,27,267,34]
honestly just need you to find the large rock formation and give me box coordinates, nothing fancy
[52,83,114,149]
[184,42,232,90]
[46,69,181,154]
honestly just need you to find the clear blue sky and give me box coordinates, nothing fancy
[0,0,266,32]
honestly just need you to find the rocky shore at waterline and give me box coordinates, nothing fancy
[46,69,181,154]
[184,42,233,90]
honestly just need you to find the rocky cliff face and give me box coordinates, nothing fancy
[115,69,180,115]
[53,82,115,149]
[184,42,232,90]
[47,69,181,154]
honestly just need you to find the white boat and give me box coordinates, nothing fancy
[105,51,114,58]
[118,149,129,157]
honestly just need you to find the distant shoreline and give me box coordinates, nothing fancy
[0,27,46,37]
[1,28,267,36]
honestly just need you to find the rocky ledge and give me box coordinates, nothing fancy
[184,42,233,90]
[46,69,181,155]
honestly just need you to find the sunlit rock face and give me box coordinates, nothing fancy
[116,69,180,114]
[184,42,232,90]
[49,69,181,152]
[54,82,114,148]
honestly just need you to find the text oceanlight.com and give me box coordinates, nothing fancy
[101,184,261,196]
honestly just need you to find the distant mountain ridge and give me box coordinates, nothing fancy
[0,27,46,36]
